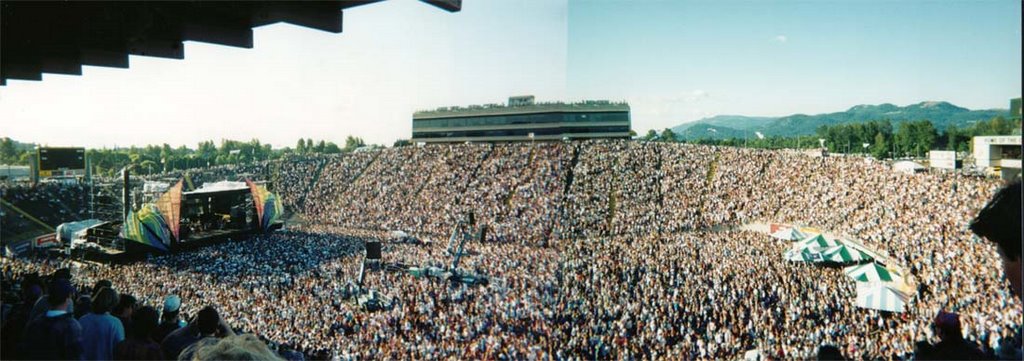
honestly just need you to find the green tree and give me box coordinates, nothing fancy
[140,160,157,174]
[644,129,658,141]
[871,132,889,159]
[393,139,412,147]
[660,128,677,143]
[0,137,17,163]
[343,136,365,152]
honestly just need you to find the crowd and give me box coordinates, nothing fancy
[1,140,1021,360]
[273,157,327,211]
[1,182,90,241]
[0,257,292,360]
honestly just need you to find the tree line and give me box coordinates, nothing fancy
[644,116,1019,159]
[0,136,369,177]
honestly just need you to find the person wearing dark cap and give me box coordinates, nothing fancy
[17,277,84,360]
[161,306,235,360]
[29,269,75,322]
[969,180,1022,302]
[153,295,184,343]
[924,311,987,360]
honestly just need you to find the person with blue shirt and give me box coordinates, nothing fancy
[79,287,125,360]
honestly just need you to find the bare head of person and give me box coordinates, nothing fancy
[970,180,1022,301]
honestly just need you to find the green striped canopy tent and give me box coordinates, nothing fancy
[786,248,826,263]
[855,283,911,313]
[770,227,807,241]
[794,234,841,252]
[844,263,903,283]
[821,245,874,264]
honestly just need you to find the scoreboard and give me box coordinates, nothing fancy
[38,147,86,177]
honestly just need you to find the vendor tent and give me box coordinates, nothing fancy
[893,161,925,174]
[771,227,806,241]
[794,234,841,252]
[822,245,874,263]
[855,283,910,312]
[785,248,825,263]
[844,263,903,283]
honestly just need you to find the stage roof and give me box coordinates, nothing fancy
[183,181,249,196]
[1,0,461,86]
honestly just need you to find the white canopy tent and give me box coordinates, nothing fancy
[770,227,806,241]
[855,283,911,312]
[793,234,842,253]
[893,161,925,174]
[844,263,904,284]
[821,244,874,263]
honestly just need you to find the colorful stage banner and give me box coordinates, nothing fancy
[121,204,171,252]
[246,179,283,231]
[155,180,183,241]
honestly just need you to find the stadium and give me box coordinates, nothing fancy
[4,140,1021,359]
[2,1,1022,361]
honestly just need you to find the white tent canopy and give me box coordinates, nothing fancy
[822,244,874,263]
[785,248,825,263]
[855,283,911,312]
[793,234,842,252]
[844,263,903,284]
[893,161,925,174]
[771,227,806,241]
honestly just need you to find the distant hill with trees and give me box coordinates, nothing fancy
[671,101,1007,140]
[644,115,1019,159]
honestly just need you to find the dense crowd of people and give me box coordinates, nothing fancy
[1,140,1021,360]
[1,182,90,240]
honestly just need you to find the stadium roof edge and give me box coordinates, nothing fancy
[0,0,461,86]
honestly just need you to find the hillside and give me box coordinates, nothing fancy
[672,101,1007,140]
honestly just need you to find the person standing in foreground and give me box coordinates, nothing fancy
[79,287,126,360]
[18,278,84,360]
[153,295,184,343]
[114,306,163,360]
[926,311,987,360]
[161,306,235,360]
[969,180,1022,302]
[969,180,1022,360]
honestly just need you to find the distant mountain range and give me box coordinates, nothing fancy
[671,101,1008,140]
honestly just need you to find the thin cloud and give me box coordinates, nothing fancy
[772,35,788,43]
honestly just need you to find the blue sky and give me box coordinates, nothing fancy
[0,0,1019,148]
[569,0,1022,126]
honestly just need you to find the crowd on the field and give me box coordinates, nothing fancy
[1,140,1021,360]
